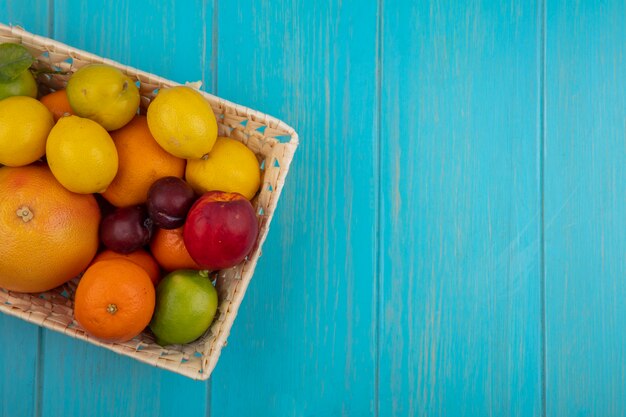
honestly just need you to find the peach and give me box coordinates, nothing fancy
[183,191,259,270]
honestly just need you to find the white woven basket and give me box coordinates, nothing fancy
[0,23,298,380]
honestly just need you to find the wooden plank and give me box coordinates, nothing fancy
[211,1,379,416]
[0,316,40,417]
[545,2,626,416]
[0,3,49,416]
[37,2,214,416]
[41,331,209,417]
[53,0,213,91]
[379,1,543,416]
[0,0,49,34]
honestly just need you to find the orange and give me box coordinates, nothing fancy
[92,249,161,286]
[149,227,203,271]
[74,259,155,343]
[0,164,100,293]
[40,90,74,121]
[101,115,186,207]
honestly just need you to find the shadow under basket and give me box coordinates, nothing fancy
[0,24,298,380]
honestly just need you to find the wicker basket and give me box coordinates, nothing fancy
[0,24,298,380]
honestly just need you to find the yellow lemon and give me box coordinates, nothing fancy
[0,96,54,167]
[185,137,261,200]
[147,86,218,159]
[66,64,140,131]
[46,115,119,193]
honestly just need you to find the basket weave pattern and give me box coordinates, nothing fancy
[0,24,298,380]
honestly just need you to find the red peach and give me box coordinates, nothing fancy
[183,191,259,270]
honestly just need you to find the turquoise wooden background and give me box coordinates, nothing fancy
[1,1,625,416]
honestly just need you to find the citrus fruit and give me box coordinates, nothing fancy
[146,86,217,159]
[0,164,100,293]
[0,69,37,100]
[92,249,161,286]
[149,269,217,346]
[40,89,74,121]
[0,96,54,167]
[185,137,261,200]
[46,115,119,193]
[74,259,155,343]
[149,226,203,271]
[66,64,140,131]
[101,115,186,207]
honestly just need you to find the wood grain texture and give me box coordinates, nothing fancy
[0,316,40,417]
[0,3,49,416]
[379,1,543,416]
[211,0,379,416]
[40,331,209,417]
[545,2,626,416]
[53,0,213,90]
[35,1,213,416]
[0,0,49,35]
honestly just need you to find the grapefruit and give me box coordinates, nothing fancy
[0,164,101,293]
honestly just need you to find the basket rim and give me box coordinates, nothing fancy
[0,22,300,148]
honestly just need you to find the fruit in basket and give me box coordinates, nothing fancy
[45,115,118,191]
[74,259,155,343]
[0,69,37,100]
[149,269,217,346]
[100,205,154,254]
[92,249,161,286]
[66,64,140,131]
[150,226,203,271]
[146,86,218,159]
[146,176,196,229]
[101,115,186,207]
[185,136,261,200]
[0,43,36,100]
[183,191,259,270]
[0,96,54,167]
[40,89,74,121]
[46,115,119,193]
[94,192,116,218]
[0,164,100,293]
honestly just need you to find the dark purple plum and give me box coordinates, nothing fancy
[94,192,116,218]
[146,176,196,229]
[100,205,153,254]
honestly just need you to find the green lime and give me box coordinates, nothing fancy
[149,269,218,346]
[0,70,37,100]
